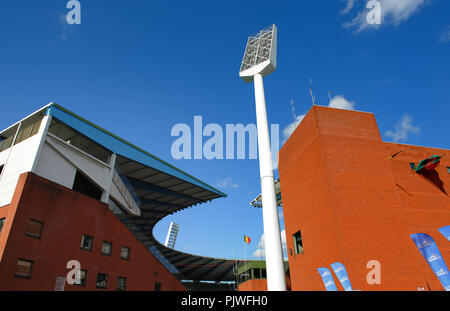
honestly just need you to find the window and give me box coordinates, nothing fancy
[447,167,450,174]
[0,218,5,233]
[48,119,111,163]
[101,241,112,256]
[116,276,127,291]
[15,259,33,279]
[25,219,44,238]
[410,163,416,170]
[0,165,4,177]
[120,246,130,260]
[293,231,303,254]
[14,118,42,146]
[0,135,14,152]
[154,282,162,291]
[80,235,94,251]
[75,270,87,287]
[96,273,108,289]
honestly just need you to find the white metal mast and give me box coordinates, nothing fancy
[309,78,317,106]
[239,24,286,291]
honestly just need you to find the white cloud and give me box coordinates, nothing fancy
[281,114,305,144]
[282,95,356,143]
[253,230,287,259]
[58,12,77,42]
[385,113,420,142]
[214,177,239,189]
[440,25,450,43]
[341,0,356,15]
[342,0,428,33]
[329,95,356,110]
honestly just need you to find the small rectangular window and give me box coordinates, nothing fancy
[116,276,127,291]
[0,165,4,177]
[293,231,303,254]
[75,270,87,287]
[447,167,450,174]
[101,241,112,256]
[120,246,130,260]
[154,282,162,291]
[25,219,44,238]
[15,259,33,279]
[80,235,94,251]
[96,273,108,289]
[0,218,5,233]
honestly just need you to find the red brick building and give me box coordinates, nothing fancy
[279,106,449,291]
[0,172,186,291]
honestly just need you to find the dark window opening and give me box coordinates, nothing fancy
[15,259,33,279]
[120,246,130,260]
[72,171,103,201]
[25,219,44,238]
[0,165,4,177]
[410,163,416,170]
[96,273,108,289]
[80,235,94,251]
[447,167,450,174]
[117,276,127,291]
[154,282,162,291]
[101,241,112,256]
[0,218,5,233]
[293,231,303,254]
[253,268,261,279]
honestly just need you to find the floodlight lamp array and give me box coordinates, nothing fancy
[239,24,277,82]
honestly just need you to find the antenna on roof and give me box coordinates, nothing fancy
[309,78,317,106]
[290,99,297,121]
[328,90,333,102]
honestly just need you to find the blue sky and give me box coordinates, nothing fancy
[0,0,449,260]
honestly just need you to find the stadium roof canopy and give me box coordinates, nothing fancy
[1,103,234,282]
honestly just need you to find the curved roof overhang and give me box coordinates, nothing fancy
[43,103,236,282]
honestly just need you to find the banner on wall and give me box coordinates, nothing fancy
[317,267,338,291]
[438,226,450,242]
[330,262,353,291]
[410,233,450,291]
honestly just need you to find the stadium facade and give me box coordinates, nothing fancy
[0,103,231,291]
[278,105,449,291]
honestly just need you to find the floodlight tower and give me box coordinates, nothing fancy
[239,24,287,291]
[164,222,180,249]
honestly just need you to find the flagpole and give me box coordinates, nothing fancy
[244,235,247,282]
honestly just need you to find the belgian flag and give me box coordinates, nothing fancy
[244,235,251,244]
